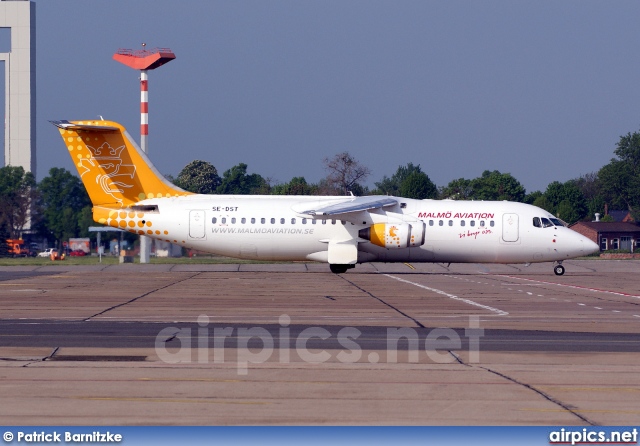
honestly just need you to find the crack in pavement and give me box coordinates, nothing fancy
[338,275,426,329]
[448,350,597,426]
[83,272,203,321]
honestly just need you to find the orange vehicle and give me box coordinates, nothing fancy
[6,239,32,257]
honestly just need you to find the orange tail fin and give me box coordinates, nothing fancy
[51,120,190,207]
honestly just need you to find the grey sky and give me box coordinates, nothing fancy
[11,1,640,193]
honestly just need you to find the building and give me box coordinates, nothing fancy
[607,210,635,223]
[569,221,640,252]
[1,0,36,175]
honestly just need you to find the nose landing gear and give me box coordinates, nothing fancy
[553,262,565,276]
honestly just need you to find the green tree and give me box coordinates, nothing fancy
[39,168,91,246]
[374,163,424,196]
[399,171,438,199]
[524,190,543,205]
[439,178,473,200]
[599,213,615,222]
[599,129,640,218]
[573,172,604,220]
[174,160,221,194]
[272,177,318,195]
[217,163,267,195]
[598,161,629,211]
[532,195,554,213]
[540,180,588,224]
[0,222,10,258]
[77,206,95,239]
[0,166,38,238]
[555,199,582,224]
[470,170,526,202]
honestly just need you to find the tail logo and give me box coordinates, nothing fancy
[78,141,136,207]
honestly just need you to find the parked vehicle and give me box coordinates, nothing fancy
[37,248,56,258]
[6,239,32,257]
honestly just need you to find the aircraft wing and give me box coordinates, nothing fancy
[294,196,398,217]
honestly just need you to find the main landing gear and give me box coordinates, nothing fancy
[553,262,565,276]
[330,264,355,274]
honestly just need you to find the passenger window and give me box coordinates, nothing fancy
[429,220,434,226]
[270,218,275,224]
[251,218,256,224]
[331,219,336,225]
[312,219,316,225]
[302,218,307,224]
[212,217,217,224]
[221,217,226,224]
[448,220,453,226]
[322,220,327,225]
[480,221,485,227]
[541,218,553,228]
[261,218,266,224]
[291,218,296,224]
[231,217,236,224]
[533,217,541,228]
[341,220,346,225]
[280,218,285,224]
[490,221,494,227]
[470,220,475,227]
[241,218,246,224]
[439,220,443,226]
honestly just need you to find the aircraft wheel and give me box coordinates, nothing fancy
[554,265,565,276]
[330,264,350,274]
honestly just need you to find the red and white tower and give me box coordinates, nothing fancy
[113,44,175,154]
[113,44,176,262]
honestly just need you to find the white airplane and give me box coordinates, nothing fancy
[52,119,599,275]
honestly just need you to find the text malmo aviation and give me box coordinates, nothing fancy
[52,120,599,275]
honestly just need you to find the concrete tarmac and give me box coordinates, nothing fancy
[0,260,639,425]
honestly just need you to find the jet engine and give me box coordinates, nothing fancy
[358,222,426,249]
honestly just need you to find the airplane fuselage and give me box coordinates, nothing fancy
[117,195,594,265]
[51,119,598,275]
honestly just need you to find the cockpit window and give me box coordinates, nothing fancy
[540,217,554,228]
[549,218,564,227]
[533,217,541,228]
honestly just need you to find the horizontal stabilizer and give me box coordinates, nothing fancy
[50,120,119,132]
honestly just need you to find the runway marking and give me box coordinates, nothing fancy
[138,377,242,383]
[498,275,640,299]
[383,274,509,316]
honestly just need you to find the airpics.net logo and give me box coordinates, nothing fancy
[154,315,484,375]
[549,428,638,445]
